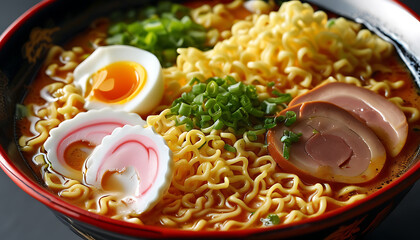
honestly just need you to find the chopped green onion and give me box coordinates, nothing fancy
[247,131,258,141]
[228,82,245,95]
[266,94,292,104]
[170,103,181,114]
[106,1,209,67]
[284,111,297,126]
[248,108,263,117]
[327,18,336,28]
[231,108,243,120]
[108,22,126,35]
[106,33,129,45]
[192,83,207,95]
[212,119,224,130]
[81,53,91,60]
[281,130,302,159]
[225,75,237,85]
[246,129,266,142]
[175,116,194,130]
[189,77,201,86]
[224,144,237,153]
[181,91,195,104]
[208,104,222,120]
[127,22,144,35]
[216,92,230,105]
[272,90,288,97]
[168,76,289,135]
[262,100,277,115]
[275,115,286,123]
[143,19,166,34]
[264,117,277,129]
[206,81,219,97]
[144,32,158,46]
[201,115,211,122]
[205,98,216,110]
[261,214,280,226]
[179,103,192,116]
[192,93,205,105]
[246,85,258,99]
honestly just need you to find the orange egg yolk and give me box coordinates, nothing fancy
[89,61,147,104]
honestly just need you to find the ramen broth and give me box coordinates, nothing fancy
[17,0,420,230]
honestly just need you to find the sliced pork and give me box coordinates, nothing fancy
[267,101,387,184]
[289,82,408,157]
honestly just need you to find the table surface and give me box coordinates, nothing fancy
[0,1,419,239]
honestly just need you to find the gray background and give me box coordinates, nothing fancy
[0,0,419,239]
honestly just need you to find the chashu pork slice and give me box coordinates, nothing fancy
[289,82,408,157]
[267,101,386,184]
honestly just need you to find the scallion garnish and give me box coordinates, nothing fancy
[106,1,209,67]
[169,76,291,138]
[327,18,336,28]
[284,111,297,126]
[261,214,280,226]
[281,130,302,160]
[224,144,237,153]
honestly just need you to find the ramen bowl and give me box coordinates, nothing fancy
[0,0,419,239]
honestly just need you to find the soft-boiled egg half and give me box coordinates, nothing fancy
[73,45,163,115]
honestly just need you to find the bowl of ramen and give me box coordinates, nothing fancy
[0,0,419,239]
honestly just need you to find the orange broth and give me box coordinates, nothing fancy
[16,0,420,228]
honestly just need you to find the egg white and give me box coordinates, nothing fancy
[73,45,163,114]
